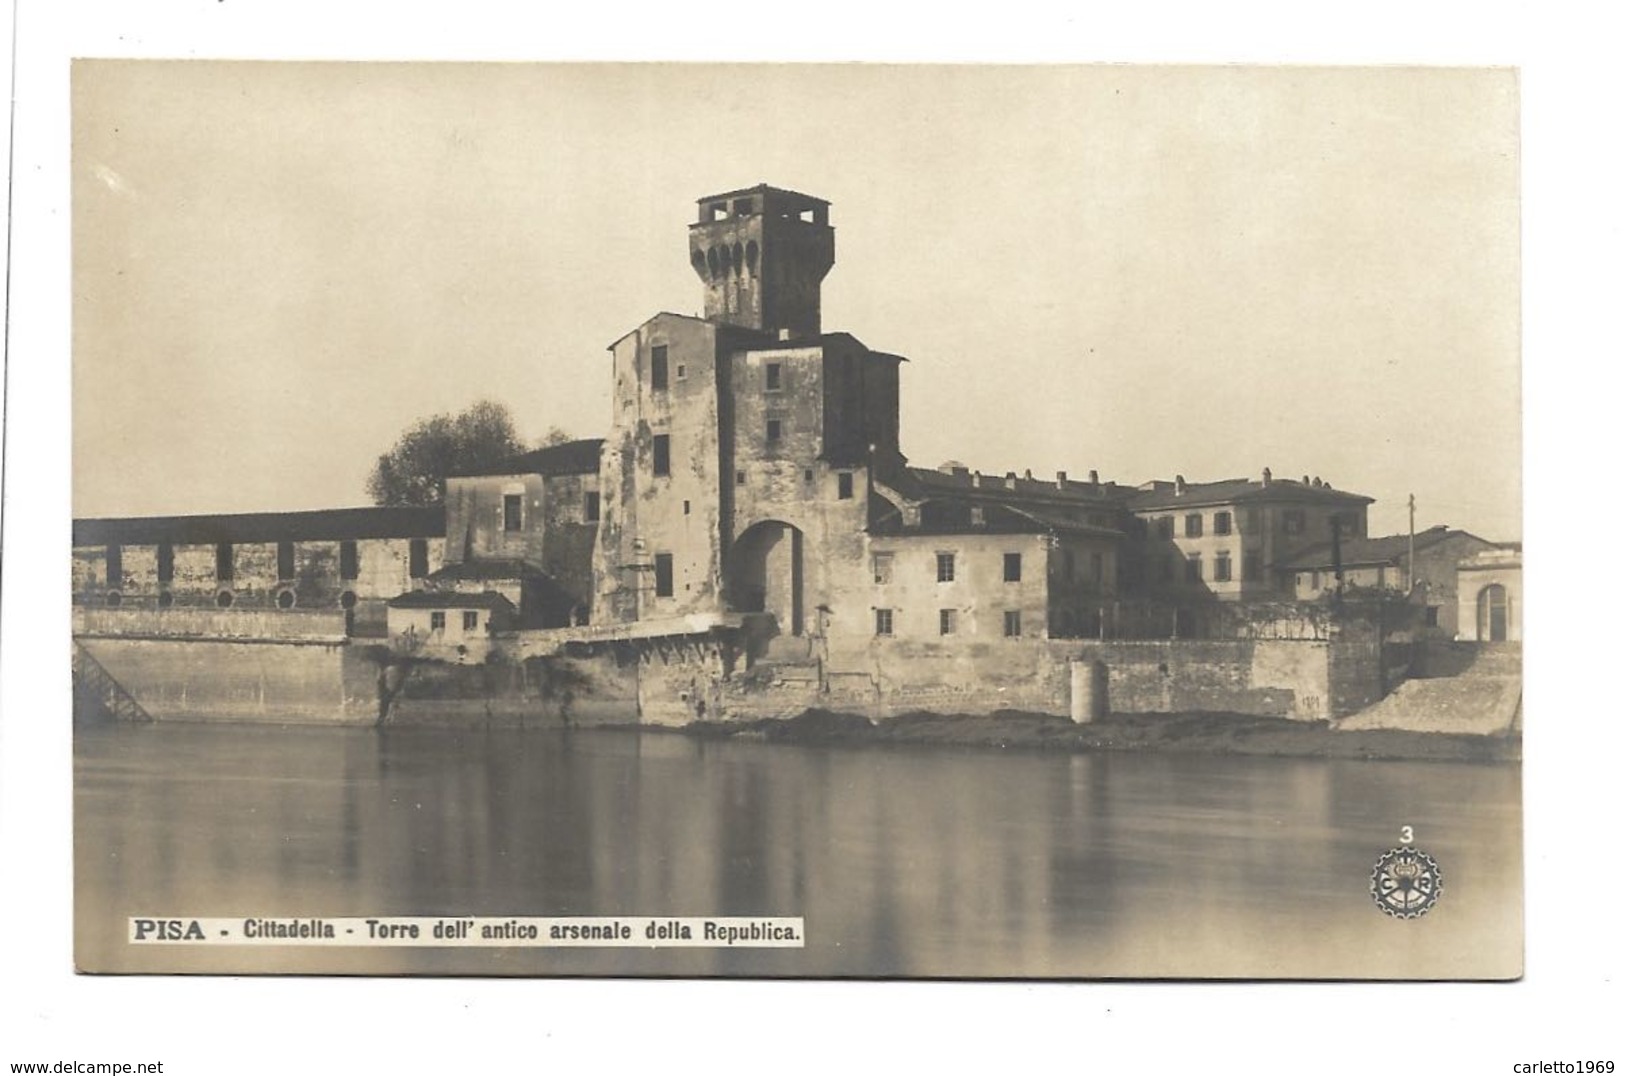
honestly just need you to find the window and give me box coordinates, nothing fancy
[1185,555,1203,583]
[430,611,446,631]
[409,539,429,578]
[105,544,123,589]
[650,345,669,391]
[1003,610,1022,638]
[766,418,782,444]
[1185,513,1204,538]
[215,543,234,582]
[1425,606,1441,627]
[653,553,674,598]
[277,541,295,581]
[873,553,894,585]
[1004,552,1022,582]
[1091,552,1104,583]
[1156,517,1174,540]
[339,540,359,581]
[157,543,174,585]
[585,492,601,522]
[462,610,479,631]
[936,552,956,583]
[676,363,686,380]
[875,608,894,636]
[1214,553,1233,582]
[764,362,782,390]
[804,468,814,484]
[736,470,747,486]
[1283,509,1306,536]
[652,434,671,476]
[683,500,691,515]
[939,609,957,636]
[504,493,522,532]
[276,589,296,610]
[1243,551,1263,582]
[1214,511,1232,536]
[837,472,854,500]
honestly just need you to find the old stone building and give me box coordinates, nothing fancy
[591,187,906,644]
[581,185,1383,664]
[1280,525,1498,636]
[72,507,445,636]
[1128,473,1372,602]
[440,438,603,627]
[1457,545,1522,642]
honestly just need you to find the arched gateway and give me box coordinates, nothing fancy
[725,521,805,637]
[1477,583,1509,642]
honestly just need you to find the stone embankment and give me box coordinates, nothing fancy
[1335,642,1521,736]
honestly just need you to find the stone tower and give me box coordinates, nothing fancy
[688,185,835,339]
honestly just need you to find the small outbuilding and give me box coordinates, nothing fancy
[385,590,516,660]
[1456,546,1521,642]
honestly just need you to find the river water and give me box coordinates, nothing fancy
[75,722,1522,979]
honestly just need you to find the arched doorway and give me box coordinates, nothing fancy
[1477,583,1508,642]
[726,521,805,636]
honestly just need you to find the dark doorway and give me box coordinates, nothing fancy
[726,521,805,636]
[1478,584,1508,642]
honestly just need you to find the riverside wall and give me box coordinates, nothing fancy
[76,627,1374,728]
[79,637,377,725]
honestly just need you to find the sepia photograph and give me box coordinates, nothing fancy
[62,60,1525,981]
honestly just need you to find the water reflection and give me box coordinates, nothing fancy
[75,724,1521,978]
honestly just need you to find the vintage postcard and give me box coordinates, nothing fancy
[67,61,1521,980]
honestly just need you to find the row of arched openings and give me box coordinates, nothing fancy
[692,239,760,280]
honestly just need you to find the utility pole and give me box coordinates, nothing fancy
[1407,493,1416,594]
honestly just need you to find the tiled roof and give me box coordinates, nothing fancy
[869,496,1122,539]
[695,183,829,206]
[72,506,445,547]
[451,439,604,479]
[425,558,538,582]
[1130,477,1373,512]
[387,589,516,611]
[894,466,1125,507]
[1276,526,1477,570]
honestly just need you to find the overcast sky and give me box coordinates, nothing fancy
[72,62,1519,539]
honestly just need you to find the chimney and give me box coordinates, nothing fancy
[1055,471,1068,489]
[1262,467,1272,487]
[971,471,982,488]
[1005,472,1017,489]
[1302,475,1311,486]
[1023,469,1033,481]
[1174,475,1187,495]
[1088,469,1100,485]
[778,328,793,341]
[1313,476,1323,488]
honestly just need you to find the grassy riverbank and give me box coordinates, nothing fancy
[686,709,1521,763]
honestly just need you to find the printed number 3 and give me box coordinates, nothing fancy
[1400,826,1414,844]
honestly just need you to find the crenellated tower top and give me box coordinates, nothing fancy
[688,185,834,339]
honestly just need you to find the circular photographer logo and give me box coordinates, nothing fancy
[1370,846,1443,919]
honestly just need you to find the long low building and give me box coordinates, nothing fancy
[72,506,446,636]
